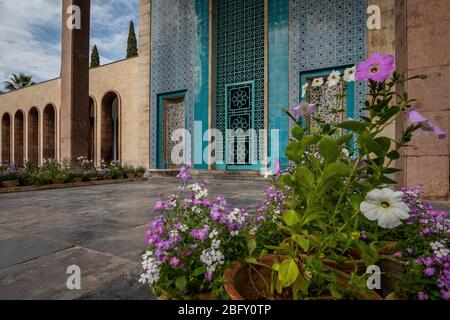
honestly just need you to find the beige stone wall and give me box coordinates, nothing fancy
[399,0,450,199]
[367,0,397,141]
[0,57,141,167]
[0,78,61,166]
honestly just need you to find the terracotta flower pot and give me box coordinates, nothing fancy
[1,180,18,188]
[224,256,383,301]
[127,173,136,180]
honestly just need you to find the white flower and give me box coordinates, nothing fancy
[343,66,356,82]
[360,188,410,229]
[311,78,324,87]
[342,148,350,158]
[264,170,273,179]
[301,83,309,98]
[327,70,341,87]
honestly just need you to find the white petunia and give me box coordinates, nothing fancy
[360,188,410,229]
[327,70,341,87]
[302,83,309,98]
[343,66,356,82]
[311,78,324,87]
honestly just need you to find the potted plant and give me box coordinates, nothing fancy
[0,163,22,188]
[124,165,136,179]
[139,165,272,300]
[135,166,146,178]
[224,53,448,300]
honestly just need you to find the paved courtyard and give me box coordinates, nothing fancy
[0,178,266,300]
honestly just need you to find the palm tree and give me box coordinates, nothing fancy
[3,73,35,92]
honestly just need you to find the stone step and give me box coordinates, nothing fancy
[146,169,267,181]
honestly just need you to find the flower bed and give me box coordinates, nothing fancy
[140,53,449,300]
[0,158,146,189]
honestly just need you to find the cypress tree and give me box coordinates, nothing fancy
[126,20,138,59]
[90,45,100,68]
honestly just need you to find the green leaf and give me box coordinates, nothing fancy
[321,162,350,181]
[338,120,366,133]
[245,257,259,265]
[283,210,300,227]
[272,262,281,272]
[349,194,364,211]
[286,141,302,161]
[296,167,315,189]
[301,135,319,148]
[318,136,339,164]
[292,125,305,141]
[292,234,310,252]
[175,276,187,291]
[367,137,391,157]
[328,284,344,300]
[247,238,257,256]
[380,175,398,184]
[278,259,299,288]
[386,150,400,160]
[192,266,207,277]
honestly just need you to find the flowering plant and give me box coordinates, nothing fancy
[379,187,450,300]
[267,52,447,299]
[139,165,276,299]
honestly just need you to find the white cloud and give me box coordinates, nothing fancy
[0,0,138,89]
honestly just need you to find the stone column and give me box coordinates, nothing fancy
[396,0,450,200]
[60,0,91,161]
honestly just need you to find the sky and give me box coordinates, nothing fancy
[0,0,139,90]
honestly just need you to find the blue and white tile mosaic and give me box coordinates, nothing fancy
[150,0,200,168]
[288,0,367,122]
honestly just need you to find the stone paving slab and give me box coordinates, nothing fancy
[0,246,138,300]
[0,178,266,300]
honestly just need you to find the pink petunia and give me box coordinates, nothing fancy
[407,108,447,140]
[293,101,317,118]
[355,52,396,82]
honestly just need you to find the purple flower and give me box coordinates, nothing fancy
[356,52,395,82]
[393,252,404,259]
[256,215,266,222]
[274,160,282,176]
[406,248,414,255]
[176,164,193,183]
[170,257,181,267]
[407,108,447,140]
[424,267,436,277]
[293,101,317,118]
[417,292,429,300]
[205,272,214,282]
[441,290,450,301]
[191,225,210,242]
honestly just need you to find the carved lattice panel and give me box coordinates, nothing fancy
[163,100,185,168]
[216,0,265,165]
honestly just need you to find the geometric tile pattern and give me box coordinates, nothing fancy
[150,0,197,167]
[289,0,367,122]
[216,0,266,165]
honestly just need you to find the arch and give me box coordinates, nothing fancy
[88,96,96,162]
[101,91,121,163]
[28,107,39,165]
[14,110,25,166]
[1,113,12,164]
[43,104,56,160]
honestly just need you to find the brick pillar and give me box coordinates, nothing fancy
[60,0,91,160]
[396,0,450,200]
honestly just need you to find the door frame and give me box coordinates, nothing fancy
[156,90,188,169]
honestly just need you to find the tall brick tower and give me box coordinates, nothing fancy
[60,0,91,160]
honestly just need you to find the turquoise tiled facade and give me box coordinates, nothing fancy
[149,0,368,171]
